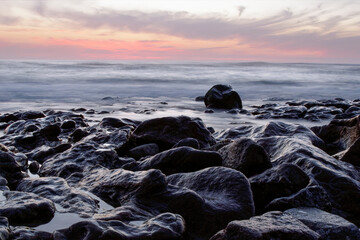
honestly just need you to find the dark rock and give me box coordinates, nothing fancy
[0,151,27,190]
[204,84,242,109]
[24,124,39,133]
[226,109,239,114]
[134,147,222,175]
[29,161,40,174]
[17,177,99,217]
[19,111,46,120]
[71,108,87,112]
[0,191,55,226]
[0,217,10,240]
[173,138,200,149]
[218,138,271,177]
[285,207,360,240]
[0,113,19,123]
[39,142,119,178]
[60,120,76,130]
[195,96,205,101]
[100,117,139,129]
[250,163,310,213]
[54,213,185,240]
[204,109,214,113]
[39,125,61,141]
[210,211,320,240]
[168,167,255,239]
[0,176,8,191]
[31,143,72,164]
[127,143,159,160]
[130,116,215,150]
[10,227,52,240]
[68,128,89,143]
[311,115,360,155]
[338,138,360,166]
[0,144,8,152]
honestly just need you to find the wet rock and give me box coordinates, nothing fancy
[266,185,332,212]
[100,117,140,129]
[195,96,205,101]
[250,163,310,213]
[210,211,320,240]
[130,116,215,150]
[134,147,222,175]
[204,84,242,109]
[10,227,52,240]
[31,143,72,164]
[218,138,271,177]
[39,124,61,141]
[285,207,360,240]
[39,141,119,178]
[168,167,255,239]
[54,213,185,240]
[29,161,40,174]
[0,113,19,123]
[19,111,46,120]
[0,151,27,190]
[0,191,55,226]
[17,177,99,217]
[60,120,76,130]
[173,138,200,149]
[0,217,10,240]
[0,177,8,191]
[311,115,360,155]
[127,143,159,160]
[338,138,360,166]
[204,109,214,113]
[68,128,89,143]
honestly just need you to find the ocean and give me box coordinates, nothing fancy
[0,60,359,130]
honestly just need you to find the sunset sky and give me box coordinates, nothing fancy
[1,0,360,63]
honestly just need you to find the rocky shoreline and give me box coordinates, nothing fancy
[0,92,360,239]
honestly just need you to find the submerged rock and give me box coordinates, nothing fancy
[211,211,320,240]
[204,84,242,109]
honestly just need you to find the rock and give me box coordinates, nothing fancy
[29,161,40,174]
[0,191,55,226]
[100,117,140,129]
[338,138,360,166]
[68,128,89,143]
[19,111,46,120]
[218,138,271,177]
[54,213,185,240]
[173,138,200,149]
[130,116,215,150]
[204,109,214,113]
[17,177,99,217]
[0,151,27,190]
[210,211,320,240]
[60,120,76,130]
[0,217,10,240]
[0,176,8,191]
[168,167,255,239]
[39,124,61,141]
[127,143,159,160]
[10,227,52,240]
[195,96,205,101]
[39,142,120,178]
[250,163,310,213]
[134,147,222,175]
[311,115,360,155]
[31,143,72,164]
[285,207,360,240]
[204,84,242,109]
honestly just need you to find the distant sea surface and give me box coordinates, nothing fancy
[1,61,359,102]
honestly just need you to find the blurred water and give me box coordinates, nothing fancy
[0,61,359,103]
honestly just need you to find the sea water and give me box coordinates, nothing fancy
[0,61,359,130]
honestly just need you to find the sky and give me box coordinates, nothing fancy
[0,0,360,63]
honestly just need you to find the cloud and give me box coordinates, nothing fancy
[0,15,20,25]
[238,6,246,17]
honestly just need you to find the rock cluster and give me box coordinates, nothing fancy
[0,107,360,240]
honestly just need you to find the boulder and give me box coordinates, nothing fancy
[17,177,99,217]
[250,163,310,214]
[134,146,222,175]
[0,191,55,226]
[285,207,360,240]
[210,211,320,240]
[338,138,360,166]
[218,138,271,177]
[173,138,200,149]
[53,213,185,240]
[204,85,242,109]
[129,116,215,150]
[10,227,52,240]
[127,143,159,160]
[0,151,27,190]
